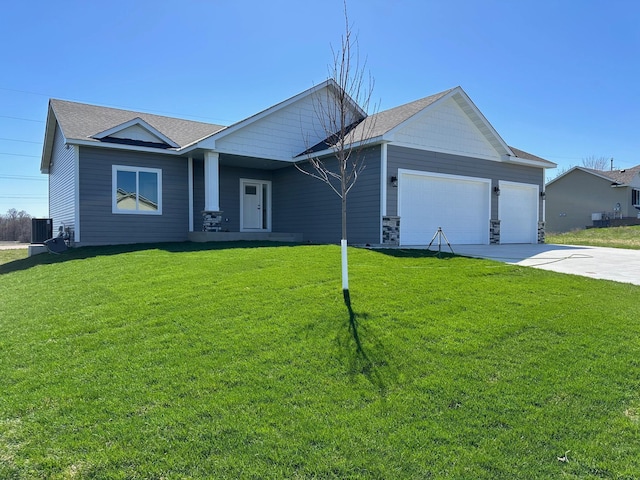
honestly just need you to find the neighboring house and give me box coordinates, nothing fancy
[546,165,640,233]
[40,80,555,247]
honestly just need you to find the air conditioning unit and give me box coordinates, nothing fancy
[591,213,602,221]
[31,218,53,244]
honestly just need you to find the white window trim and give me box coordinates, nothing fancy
[632,188,640,207]
[112,165,163,215]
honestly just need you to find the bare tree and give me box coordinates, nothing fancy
[582,155,611,171]
[296,1,377,301]
[0,209,32,242]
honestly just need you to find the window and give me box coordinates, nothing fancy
[633,189,640,207]
[112,165,162,214]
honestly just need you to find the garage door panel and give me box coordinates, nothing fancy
[399,171,490,245]
[499,182,538,244]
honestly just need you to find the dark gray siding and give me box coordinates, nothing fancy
[192,158,204,227]
[386,145,544,219]
[273,146,381,244]
[78,147,189,245]
[49,125,76,236]
[192,161,273,233]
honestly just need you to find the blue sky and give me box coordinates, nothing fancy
[1,0,638,218]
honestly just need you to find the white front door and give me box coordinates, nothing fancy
[240,179,271,231]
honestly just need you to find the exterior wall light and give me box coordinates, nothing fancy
[390,176,398,187]
[493,186,500,196]
[540,191,546,198]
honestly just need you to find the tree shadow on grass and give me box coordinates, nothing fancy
[339,290,394,395]
[0,241,303,276]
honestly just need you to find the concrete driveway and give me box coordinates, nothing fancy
[449,244,640,286]
[0,242,28,250]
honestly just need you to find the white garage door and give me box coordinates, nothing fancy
[499,181,539,244]
[398,170,491,245]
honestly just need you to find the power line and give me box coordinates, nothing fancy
[0,115,44,123]
[0,195,47,199]
[0,137,42,145]
[0,152,40,158]
[0,174,46,181]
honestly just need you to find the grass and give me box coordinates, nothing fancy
[1,242,640,479]
[547,225,640,249]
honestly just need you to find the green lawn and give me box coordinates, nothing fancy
[547,225,640,249]
[1,243,639,479]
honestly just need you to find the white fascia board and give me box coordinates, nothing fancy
[40,104,61,173]
[296,135,385,161]
[450,88,514,157]
[187,79,364,152]
[382,89,458,140]
[208,80,335,143]
[381,87,514,158]
[502,154,557,169]
[67,138,183,156]
[180,134,218,153]
[91,117,179,148]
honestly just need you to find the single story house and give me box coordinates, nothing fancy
[545,165,640,232]
[40,80,555,246]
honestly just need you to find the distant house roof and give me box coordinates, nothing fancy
[49,99,226,148]
[596,165,640,185]
[547,165,640,187]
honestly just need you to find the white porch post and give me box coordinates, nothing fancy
[204,151,220,212]
[202,151,223,233]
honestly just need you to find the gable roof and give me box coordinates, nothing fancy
[547,165,640,187]
[41,99,226,172]
[91,117,180,148]
[302,86,554,168]
[184,79,366,154]
[50,99,225,147]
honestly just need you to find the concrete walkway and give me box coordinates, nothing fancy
[449,244,640,286]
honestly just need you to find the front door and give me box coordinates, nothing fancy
[241,179,271,231]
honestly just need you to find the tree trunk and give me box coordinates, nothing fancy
[341,180,349,293]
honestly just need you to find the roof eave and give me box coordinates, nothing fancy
[295,136,385,161]
[40,102,59,174]
[65,138,184,156]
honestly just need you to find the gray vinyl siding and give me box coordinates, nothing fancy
[273,146,381,244]
[78,147,189,245]
[192,158,204,227]
[49,125,76,236]
[386,145,544,220]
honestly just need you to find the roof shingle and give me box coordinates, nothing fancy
[50,99,225,149]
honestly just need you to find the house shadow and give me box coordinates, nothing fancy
[0,241,303,276]
[339,290,393,395]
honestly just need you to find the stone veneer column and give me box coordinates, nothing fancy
[202,211,224,232]
[382,216,400,246]
[537,221,546,244]
[490,219,500,244]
